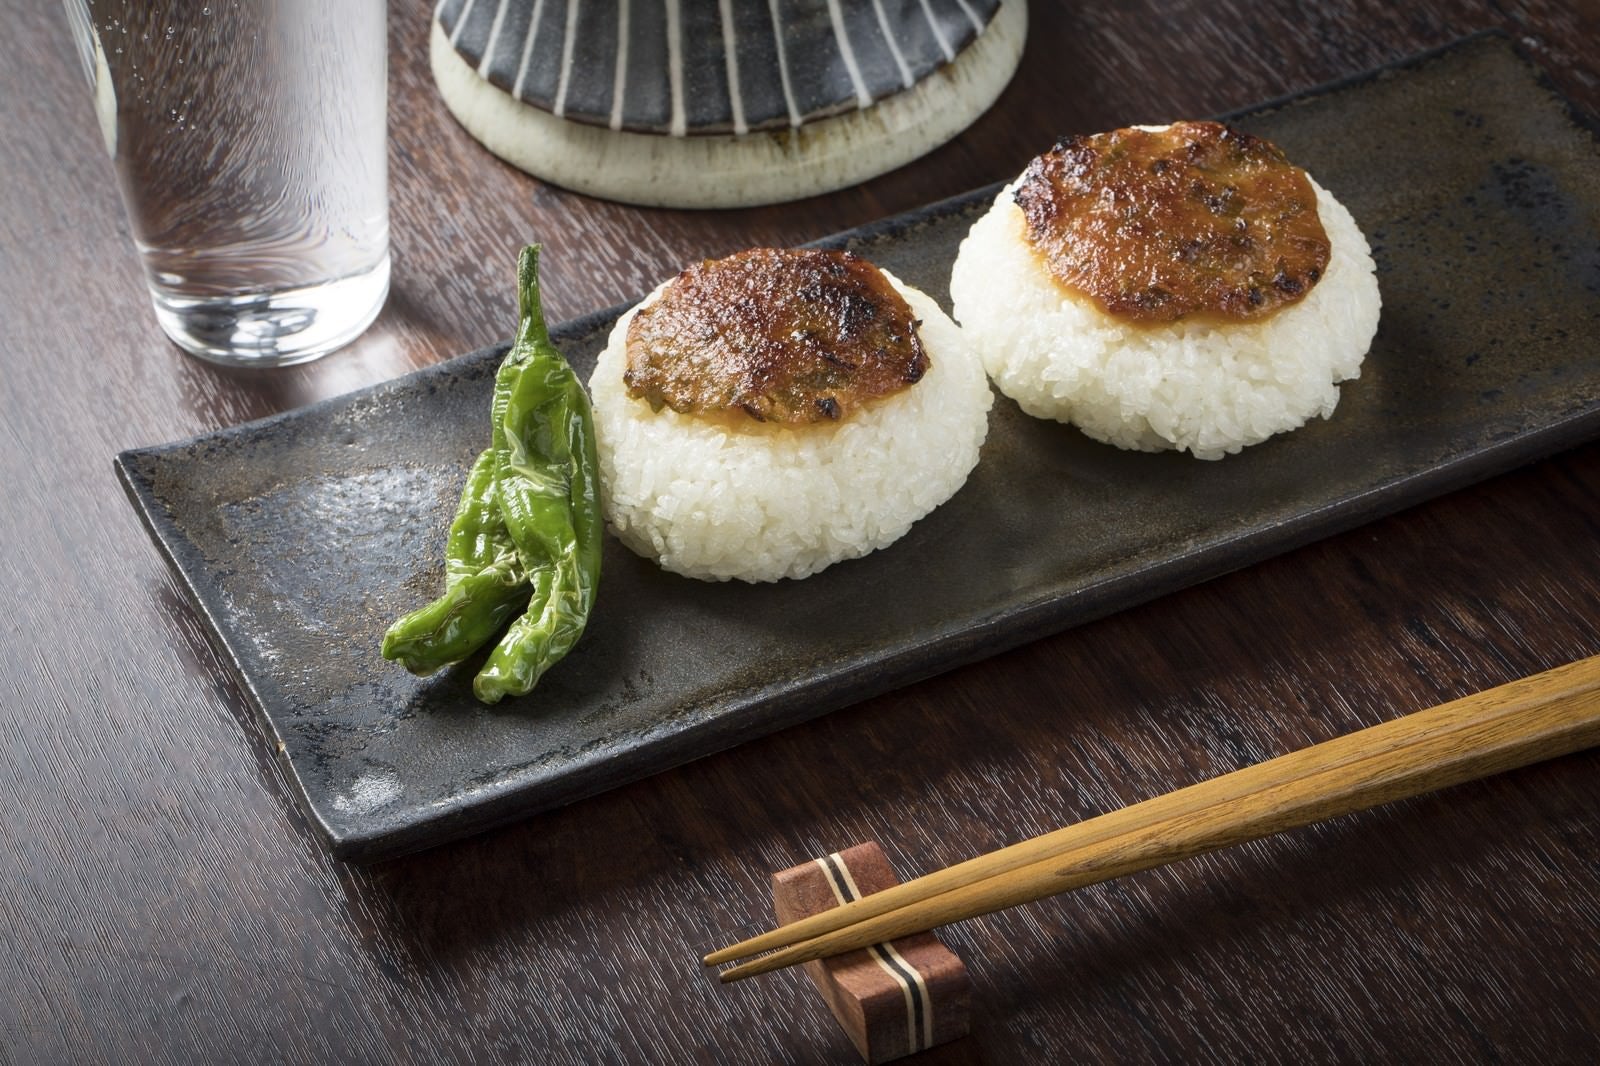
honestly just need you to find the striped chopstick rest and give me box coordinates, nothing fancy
[771,842,968,1063]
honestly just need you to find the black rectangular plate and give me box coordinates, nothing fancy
[118,36,1600,861]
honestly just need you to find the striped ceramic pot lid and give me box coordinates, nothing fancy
[435,0,1003,136]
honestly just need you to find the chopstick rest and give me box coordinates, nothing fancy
[772,842,970,1063]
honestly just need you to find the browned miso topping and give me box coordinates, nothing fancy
[1014,121,1331,322]
[623,248,928,424]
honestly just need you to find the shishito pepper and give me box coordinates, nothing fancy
[473,247,602,703]
[381,245,600,703]
[379,448,530,674]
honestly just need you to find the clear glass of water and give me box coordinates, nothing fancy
[64,1,390,368]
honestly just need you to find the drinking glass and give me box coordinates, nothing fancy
[63,1,390,367]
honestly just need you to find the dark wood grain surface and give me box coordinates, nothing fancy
[3,2,1598,1062]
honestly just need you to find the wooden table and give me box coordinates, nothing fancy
[4,2,1598,1061]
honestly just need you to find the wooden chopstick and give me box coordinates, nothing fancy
[707,654,1600,983]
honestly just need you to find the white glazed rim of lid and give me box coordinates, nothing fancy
[428,0,1027,210]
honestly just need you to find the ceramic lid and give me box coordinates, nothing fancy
[435,0,1002,136]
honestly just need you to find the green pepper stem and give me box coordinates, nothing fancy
[516,244,551,350]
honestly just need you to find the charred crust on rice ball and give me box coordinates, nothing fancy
[623,248,929,424]
[1014,121,1331,323]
